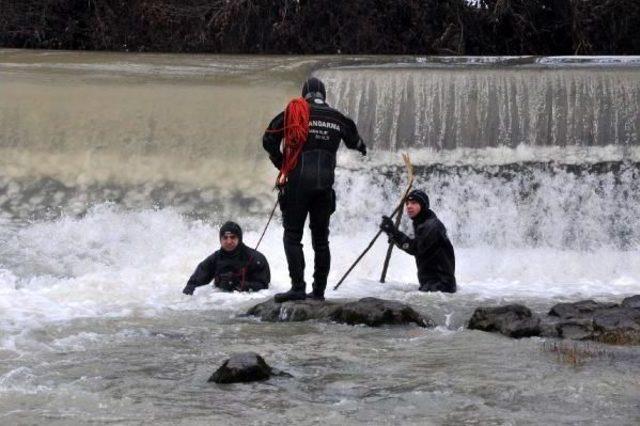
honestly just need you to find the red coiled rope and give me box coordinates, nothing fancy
[270,97,310,187]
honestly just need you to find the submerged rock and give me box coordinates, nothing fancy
[208,352,290,384]
[468,295,640,345]
[246,297,433,328]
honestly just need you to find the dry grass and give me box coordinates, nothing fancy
[594,331,640,346]
[541,340,615,366]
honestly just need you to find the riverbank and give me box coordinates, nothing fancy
[2,1,639,55]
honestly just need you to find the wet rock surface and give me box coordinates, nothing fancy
[468,295,640,345]
[467,304,541,338]
[548,299,618,319]
[621,295,640,309]
[246,297,434,328]
[208,352,290,384]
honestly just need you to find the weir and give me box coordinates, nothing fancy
[0,53,639,250]
[317,64,640,150]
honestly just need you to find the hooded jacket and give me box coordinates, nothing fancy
[186,243,270,292]
[391,209,456,293]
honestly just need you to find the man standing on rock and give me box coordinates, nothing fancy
[379,189,457,293]
[182,221,270,295]
[263,77,367,302]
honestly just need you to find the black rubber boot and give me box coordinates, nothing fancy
[306,281,326,301]
[274,282,306,303]
[305,292,325,301]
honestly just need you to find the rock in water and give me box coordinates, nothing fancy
[621,295,640,309]
[246,297,434,328]
[330,297,434,327]
[209,352,274,384]
[247,299,342,322]
[554,318,595,340]
[469,295,640,345]
[592,307,640,344]
[468,304,541,338]
[548,299,618,319]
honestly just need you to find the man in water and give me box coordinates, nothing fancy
[379,189,457,293]
[263,77,367,302]
[182,221,270,295]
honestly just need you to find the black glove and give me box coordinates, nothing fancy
[216,273,240,292]
[379,215,396,235]
[357,140,367,156]
[182,283,196,296]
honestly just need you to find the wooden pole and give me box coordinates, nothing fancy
[380,154,414,283]
[333,154,414,291]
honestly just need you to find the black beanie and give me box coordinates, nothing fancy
[302,77,326,101]
[406,189,430,210]
[219,221,242,242]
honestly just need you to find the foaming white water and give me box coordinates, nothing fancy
[329,236,640,300]
[1,206,282,319]
[334,158,640,250]
[1,203,638,345]
[0,206,291,346]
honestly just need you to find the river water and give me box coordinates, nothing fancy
[1,50,639,424]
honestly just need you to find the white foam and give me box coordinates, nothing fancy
[1,203,638,349]
[0,367,50,394]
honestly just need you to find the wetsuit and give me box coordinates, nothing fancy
[263,96,365,295]
[388,209,457,293]
[184,243,270,292]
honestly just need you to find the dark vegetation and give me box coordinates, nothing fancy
[1,0,638,54]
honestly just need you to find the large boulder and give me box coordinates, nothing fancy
[208,352,289,384]
[246,297,433,328]
[468,304,541,338]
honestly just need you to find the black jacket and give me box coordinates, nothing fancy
[391,210,456,293]
[186,244,270,292]
[263,97,365,190]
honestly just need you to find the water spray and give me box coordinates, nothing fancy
[333,154,413,291]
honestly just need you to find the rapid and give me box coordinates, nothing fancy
[1,50,639,424]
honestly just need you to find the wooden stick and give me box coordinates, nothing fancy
[332,203,403,291]
[379,154,414,283]
[333,154,414,291]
